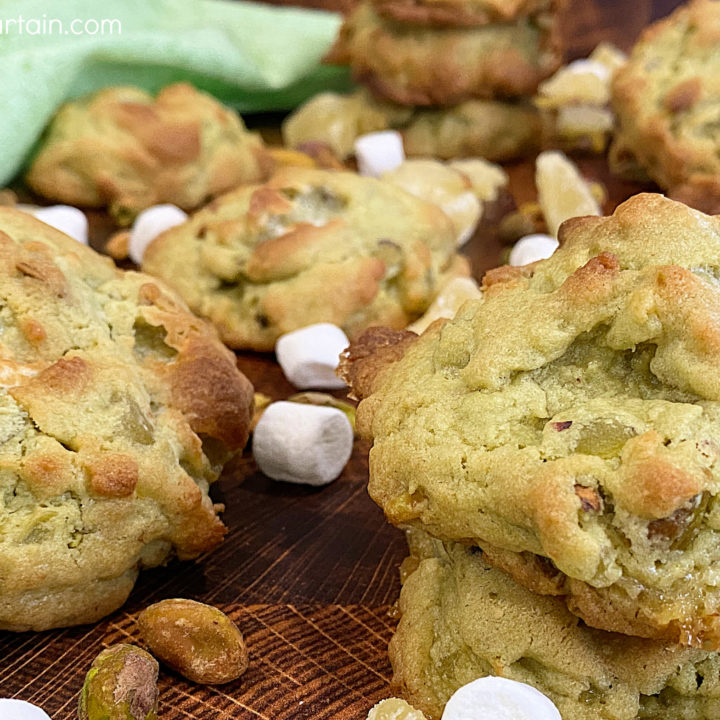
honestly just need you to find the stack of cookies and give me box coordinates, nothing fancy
[322,0,566,159]
[342,193,720,719]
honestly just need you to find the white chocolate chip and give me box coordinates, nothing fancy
[408,276,482,334]
[367,697,428,720]
[354,131,405,177]
[27,205,88,245]
[130,204,187,265]
[383,160,481,248]
[441,677,561,720]
[565,58,611,81]
[0,699,53,720]
[444,192,481,246]
[448,158,508,203]
[535,151,601,236]
[589,42,627,73]
[509,234,559,266]
[252,401,353,486]
[275,323,349,390]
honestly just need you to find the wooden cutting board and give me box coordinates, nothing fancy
[0,2,683,716]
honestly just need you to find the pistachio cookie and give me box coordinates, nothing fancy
[324,2,563,106]
[26,83,270,224]
[611,0,720,213]
[354,194,720,648]
[371,0,560,28]
[0,209,253,631]
[401,99,540,159]
[393,530,720,720]
[283,89,540,161]
[142,167,467,351]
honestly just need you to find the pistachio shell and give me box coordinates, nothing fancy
[138,599,248,685]
[78,644,158,720]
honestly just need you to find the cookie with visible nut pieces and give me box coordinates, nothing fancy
[352,194,720,648]
[26,83,270,224]
[611,0,720,213]
[138,599,249,685]
[0,209,254,631]
[325,2,563,106]
[392,530,720,720]
[142,167,468,350]
[283,89,540,162]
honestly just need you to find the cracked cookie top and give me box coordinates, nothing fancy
[357,194,720,647]
[25,83,271,224]
[324,2,563,106]
[0,209,253,631]
[611,0,720,213]
[142,167,468,351]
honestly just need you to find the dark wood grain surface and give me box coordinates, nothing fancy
[0,1,684,718]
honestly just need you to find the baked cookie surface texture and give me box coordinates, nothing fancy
[357,194,720,648]
[325,2,562,106]
[142,167,467,351]
[0,209,253,631]
[392,530,720,720]
[283,89,540,161]
[370,0,558,28]
[401,99,541,159]
[611,0,720,213]
[25,83,270,223]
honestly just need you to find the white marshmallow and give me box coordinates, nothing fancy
[0,699,53,720]
[275,323,349,390]
[252,401,353,486]
[129,204,187,265]
[441,677,561,720]
[27,205,88,244]
[354,131,405,177]
[509,233,559,267]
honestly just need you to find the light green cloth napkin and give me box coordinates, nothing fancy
[1,0,350,184]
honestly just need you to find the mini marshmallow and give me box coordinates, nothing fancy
[129,204,187,265]
[252,401,353,486]
[27,205,88,244]
[275,323,349,390]
[0,699,53,720]
[354,131,405,178]
[509,233,559,267]
[441,677,561,720]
